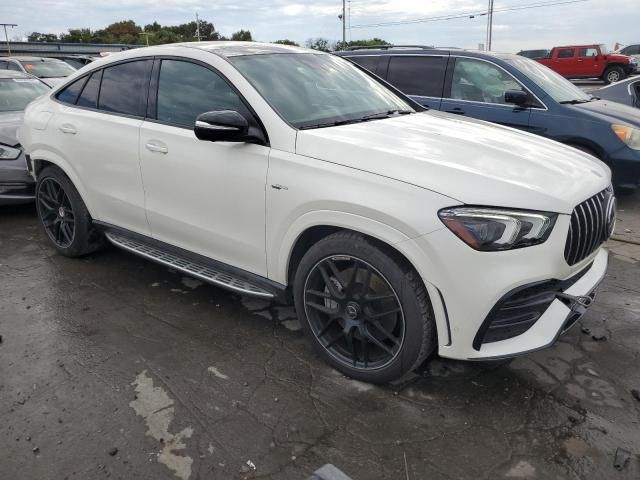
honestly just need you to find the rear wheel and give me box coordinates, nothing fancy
[36,166,105,257]
[603,66,624,84]
[293,231,437,384]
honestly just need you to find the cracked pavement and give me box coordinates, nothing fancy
[1,194,639,480]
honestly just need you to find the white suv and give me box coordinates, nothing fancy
[18,42,614,383]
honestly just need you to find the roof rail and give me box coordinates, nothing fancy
[345,44,435,51]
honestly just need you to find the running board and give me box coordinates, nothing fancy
[105,232,275,299]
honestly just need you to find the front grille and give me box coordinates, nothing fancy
[564,186,615,266]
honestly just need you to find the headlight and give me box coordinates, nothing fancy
[612,124,640,150]
[438,207,557,251]
[0,145,21,160]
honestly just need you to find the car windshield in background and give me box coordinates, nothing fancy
[502,55,592,104]
[0,78,50,112]
[230,53,415,129]
[20,60,76,78]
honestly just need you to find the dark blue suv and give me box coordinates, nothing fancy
[336,47,640,189]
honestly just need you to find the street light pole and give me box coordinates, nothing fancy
[485,0,494,51]
[342,0,346,45]
[1,23,18,56]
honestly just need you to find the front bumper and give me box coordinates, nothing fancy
[398,212,608,361]
[0,153,35,206]
[606,149,640,189]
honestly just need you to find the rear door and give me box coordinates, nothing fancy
[552,48,577,77]
[52,59,152,235]
[440,56,533,131]
[381,55,448,109]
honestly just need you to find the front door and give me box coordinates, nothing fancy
[440,56,532,131]
[139,58,270,276]
[576,47,601,78]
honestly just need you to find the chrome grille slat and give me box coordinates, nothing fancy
[564,187,615,266]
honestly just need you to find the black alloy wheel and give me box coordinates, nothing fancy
[37,177,76,248]
[303,255,406,370]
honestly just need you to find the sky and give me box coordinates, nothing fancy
[3,0,639,52]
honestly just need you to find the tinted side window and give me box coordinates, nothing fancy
[157,60,243,127]
[76,70,101,109]
[7,62,22,71]
[347,56,379,73]
[0,61,7,69]
[386,56,447,97]
[450,58,525,104]
[98,60,151,116]
[56,77,87,105]
[557,49,575,58]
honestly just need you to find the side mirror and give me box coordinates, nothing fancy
[504,90,529,107]
[194,110,249,142]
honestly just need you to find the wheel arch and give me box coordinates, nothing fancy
[30,152,94,215]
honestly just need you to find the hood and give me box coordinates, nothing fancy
[606,53,633,64]
[0,111,23,147]
[39,77,66,88]
[571,99,640,127]
[295,111,610,214]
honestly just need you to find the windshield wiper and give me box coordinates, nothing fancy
[559,99,591,104]
[298,110,415,130]
[359,109,415,121]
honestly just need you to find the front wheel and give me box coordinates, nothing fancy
[603,66,624,84]
[293,231,437,384]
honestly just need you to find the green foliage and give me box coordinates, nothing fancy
[32,19,226,45]
[230,30,253,41]
[305,38,331,52]
[335,38,390,51]
[274,39,299,46]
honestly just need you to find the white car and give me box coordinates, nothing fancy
[18,42,615,383]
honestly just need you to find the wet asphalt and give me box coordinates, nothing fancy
[1,194,639,480]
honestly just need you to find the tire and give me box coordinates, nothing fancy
[35,165,106,257]
[293,231,437,384]
[602,66,624,84]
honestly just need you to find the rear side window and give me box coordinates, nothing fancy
[347,56,379,73]
[98,60,152,117]
[8,62,22,71]
[156,59,243,127]
[56,77,87,105]
[76,70,101,109]
[386,56,447,97]
[557,49,575,58]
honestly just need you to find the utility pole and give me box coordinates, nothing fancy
[342,0,346,45]
[1,23,17,56]
[195,12,203,41]
[139,32,150,47]
[485,0,494,51]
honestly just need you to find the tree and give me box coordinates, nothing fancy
[274,39,299,46]
[306,38,331,52]
[28,32,59,42]
[230,30,252,41]
[335,38,390,51]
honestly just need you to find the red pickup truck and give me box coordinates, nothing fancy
[537,44,636,84]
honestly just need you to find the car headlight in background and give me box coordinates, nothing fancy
[0,144,21,160]
[438,207,557,251]
[612,124,640,150]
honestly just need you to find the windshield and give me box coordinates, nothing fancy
[502,55,591,103]
[229,53,415,129]
[0,78,50,111]
[20,60,76,78]
[599,44,609,54]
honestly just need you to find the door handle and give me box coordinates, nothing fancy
[59,124,77,134]
[145,142,168,154]
[445,108,465,115]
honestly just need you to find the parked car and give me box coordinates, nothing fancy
[52,55,96,70]
[19,42,613,383]
[337,46,640,189]
[0,70,50,205]
[536,44,636,84]
[591,76,640,109]
[0,56,77,87]
[615,43,640,67]
[517,49,550,59]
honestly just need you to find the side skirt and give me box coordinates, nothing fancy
[94,222,288,302]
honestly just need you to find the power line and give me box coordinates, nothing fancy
[350,0,589,29]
